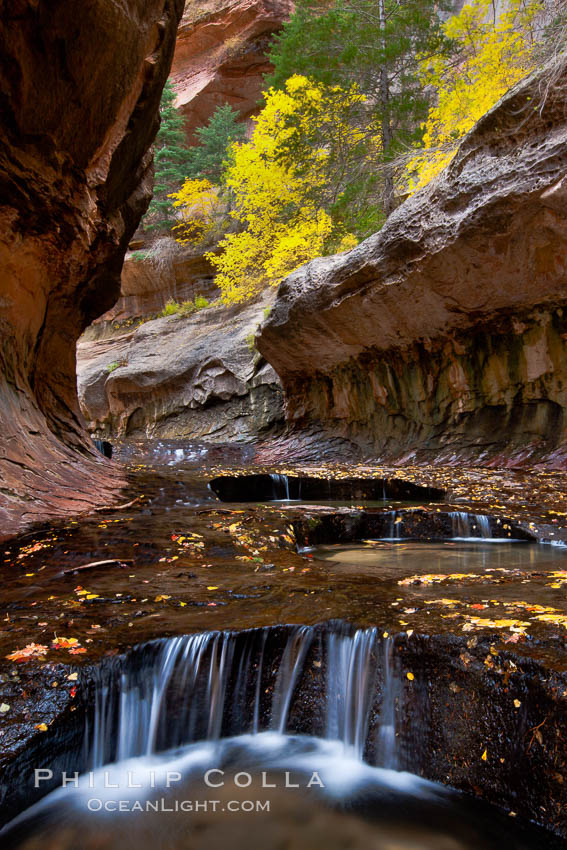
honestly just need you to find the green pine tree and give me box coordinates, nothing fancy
[267,0,452,216]
[186,104,246,184]
[144,80,191,232]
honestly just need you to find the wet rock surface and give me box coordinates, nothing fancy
[257,61,567,466]
[209,472,445,502]
[2,619,567,843]
[77,295,284,442]
[0,0,184,538]
[1,445,567,838]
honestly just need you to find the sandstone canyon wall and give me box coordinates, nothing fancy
[76,0,292,443]
[258,61,567,466]
[171,0,294,141]
[93,0,294,328]
[78,294,283,443]
[0,0,184,538]
[97,249,218,324]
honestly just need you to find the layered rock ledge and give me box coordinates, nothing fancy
[77,294,284,441]
[0,0,184,538]
[257,61,567,466]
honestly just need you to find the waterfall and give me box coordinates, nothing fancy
[270,473,292,500]
[272,626,314,733]
[326,628,378,758]
[87,626,399,770]
[450,511,492,539]
[475,514,491,539]
[376,638,398,769]
[386,510,402,540]
[450,511,471,538]
[88,632,232,767]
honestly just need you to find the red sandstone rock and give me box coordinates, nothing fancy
[77,293,283,443]
[0,0,184,539]
[171,0,294,141]
[98,249,218,323]
[92,1,293,325]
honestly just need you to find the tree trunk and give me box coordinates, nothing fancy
[378,0,395,214]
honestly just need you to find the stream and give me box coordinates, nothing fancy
[1,626,562,849]
[1,440,567,846]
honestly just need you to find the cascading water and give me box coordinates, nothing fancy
[271,626,314,733]
[4,626,561,850]
[88,632,237,767]
[450,511,471,538]
[376,638,398,769]
[450,512,492,540]
[86,626,396,769]
[386,510,403,540]
[326,628,378,758]
[475,514,492,539]
[269,473,292,500]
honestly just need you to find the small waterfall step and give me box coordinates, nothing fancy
[86,625,397,770]
[293,509,536,546]
[209,474,445,503]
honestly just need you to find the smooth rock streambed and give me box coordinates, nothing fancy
[2,441,567,843]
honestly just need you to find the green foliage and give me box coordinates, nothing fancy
[205,77,349,303]
[131,250,149,262]
[144,81,191,233]
[159,299,181,317]
[106,361,120,373]
[405,0,542,192]
[170,0,545,306]
[176,301,194,316]
[245,332,257,352]
[267,0,452,213]
[186,104,246,183]
[158,296,210,318]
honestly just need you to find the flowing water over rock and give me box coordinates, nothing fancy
[3,443,567,845]
[86,625,381,768]
[2,623,564,849]
[209,472,445,504]
[450,512,493,540]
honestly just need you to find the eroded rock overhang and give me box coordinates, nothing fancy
[257,60,567,465]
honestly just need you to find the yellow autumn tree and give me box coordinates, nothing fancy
[204,75,364,304]
[169,178,220,244]
[406,0,542,194]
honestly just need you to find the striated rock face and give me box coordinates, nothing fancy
[171,0,294,141]
[96,250,218,324]
[258,62,567,466]
[77,295,284,442]
[0,0,184,538]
